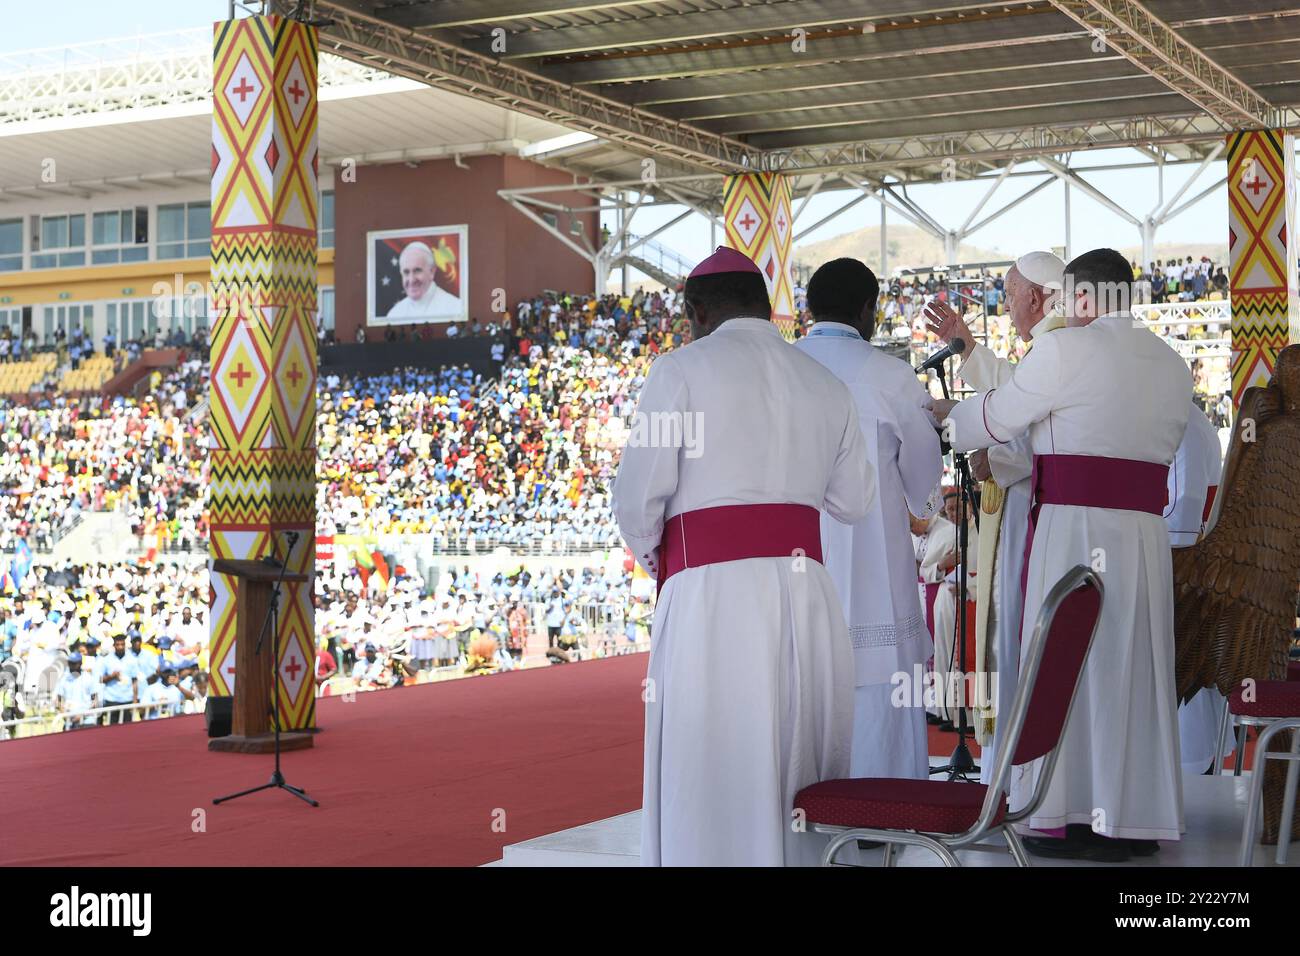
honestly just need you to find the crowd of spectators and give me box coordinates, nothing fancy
[0,270,1239,735]
[318,288,689,547]
[314,561,650,687]
[0,561,209,730]
[0,351,208,555]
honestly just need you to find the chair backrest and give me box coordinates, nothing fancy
[982,564,1103,820]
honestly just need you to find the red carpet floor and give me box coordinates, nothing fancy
[2,658,1259,867]
[0,654,647,867]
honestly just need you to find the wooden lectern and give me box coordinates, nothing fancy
[209,559,313,754]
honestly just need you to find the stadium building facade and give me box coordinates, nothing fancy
[0,29,597,368]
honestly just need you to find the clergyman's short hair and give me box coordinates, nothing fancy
[1065,247,1133,315]
[806,258,879,337]
[683,271,770,318]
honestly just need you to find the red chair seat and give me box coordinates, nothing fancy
[795,778,1006,835]
[1287,661,1300,683]
[1228,680,1300,718]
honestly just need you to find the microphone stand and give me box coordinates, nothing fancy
[214,531,318,807]
[927,360,980,783]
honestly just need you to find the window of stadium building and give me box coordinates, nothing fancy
[320,189,334,248]
[91,207,149,265]
[319,286,334,333]
[155,294,209,338]
[157,201,210,260]
[106,300,150,342]
[32,214,86,269]
[0,218,22,272]
[41,304,92,343]
[0,307,23,338]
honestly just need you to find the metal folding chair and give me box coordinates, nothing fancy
[794,564,1104,867]
[1233,680,1300,866]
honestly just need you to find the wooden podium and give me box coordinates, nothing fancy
[209,559,313,754]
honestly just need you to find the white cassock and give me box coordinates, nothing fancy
[944,312,1192,841]
[796,322,943,779]
[930,518,977,724]
[953,317,1058,786]
[1166,401,1233,773]
[613,316,875,866]
[918,516,954,718]
[386,283,462,321]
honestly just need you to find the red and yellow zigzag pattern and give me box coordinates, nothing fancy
[210,15,317,728]
[723,172,797,338]
[1227,129,1298,407]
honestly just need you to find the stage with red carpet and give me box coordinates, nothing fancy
[4,653,1265,867]
[0,655,648,867]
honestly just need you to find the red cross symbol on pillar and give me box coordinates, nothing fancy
[284,655,303,682]
[232,77,255,102]
[1244,173,1267,196]
[230,362,252,388]
[288,79,305,105]
[738,212,757,231]
[776,214,786,233]
[287,363,303,387]
[223,660,236,682]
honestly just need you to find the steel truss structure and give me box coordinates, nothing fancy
[0,27,396,127]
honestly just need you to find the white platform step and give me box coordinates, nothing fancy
[499,810,642,866]
[492,771,1298,867]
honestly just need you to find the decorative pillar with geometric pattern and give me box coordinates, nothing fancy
[1226,129,1299,408]
[208,15,318,730]
[722,172,796,338]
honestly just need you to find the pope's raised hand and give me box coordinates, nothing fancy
[923,300,974,347]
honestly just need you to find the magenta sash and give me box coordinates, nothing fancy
[924,582,941,639]
[657,503,822,593]
[1202,484,1218,526]
[1020,453,1171,608]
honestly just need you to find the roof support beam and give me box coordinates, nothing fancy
[958,161,1015,236]
[1151,140,1223,222]
[886,185,947,240]
[466,0,1001,59]
[839,176,949,239]
[1046,0,1277,126]
[793,189,873,244]
[620,208,695,259]
[313,0,758,173]
[658,186,722,229]
[793,174,829,225]
[964,176,1057,236]
[499,194,594,263]
[1163,175,1227,222]
[1037,155,1142,226]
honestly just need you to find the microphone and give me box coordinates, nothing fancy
[917,337,967,373]
[286,531,301,546]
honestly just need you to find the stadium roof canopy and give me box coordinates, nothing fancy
[309,0,1300,192]
[0,27,576,201]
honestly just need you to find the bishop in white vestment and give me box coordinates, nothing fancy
[923,251,1066,784]
[613,247,875,866]
[937,249,1192,854]
[795,257,942,779]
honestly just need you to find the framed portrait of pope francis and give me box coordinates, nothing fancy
[366,225,468,326]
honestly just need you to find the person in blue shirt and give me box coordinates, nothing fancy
[56,653,100,729]
[128,633,159,680]
[142,666,184,719]
[100,634,140,723]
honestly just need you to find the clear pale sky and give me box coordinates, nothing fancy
[3,1,1243,269]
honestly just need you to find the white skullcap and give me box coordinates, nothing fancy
[1015,251,1065,290]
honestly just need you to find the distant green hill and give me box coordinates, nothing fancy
[792,223,1229,276]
